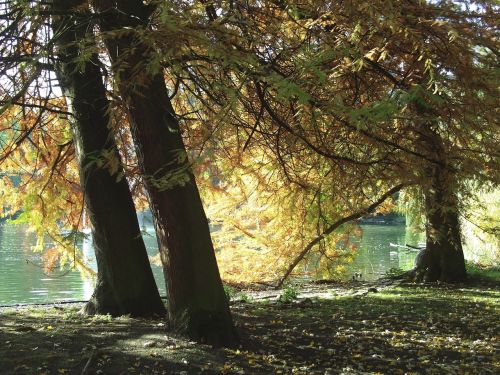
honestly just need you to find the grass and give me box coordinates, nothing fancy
[466,261,500,281]
[1,275,498,374]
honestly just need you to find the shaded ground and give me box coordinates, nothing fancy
[0,279,498,374]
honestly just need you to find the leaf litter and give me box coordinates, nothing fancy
[0,279,498,374]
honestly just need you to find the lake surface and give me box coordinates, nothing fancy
[342,225,425,280]
[0,224,166,305]
[0,223,423,305]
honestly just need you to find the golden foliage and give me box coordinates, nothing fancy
[0,104,94,277]
[1,0,498,282]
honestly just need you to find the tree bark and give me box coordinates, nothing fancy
[419,166,467,282]
[92,0,238,346]
[51,0,165,317]
[414,124,467,283]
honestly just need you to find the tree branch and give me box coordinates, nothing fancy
[254,81,386,166]
[0,100,72,116]
[0,66,42,116]
[276,183,405,288]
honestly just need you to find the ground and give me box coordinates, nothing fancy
[0,278,498,374]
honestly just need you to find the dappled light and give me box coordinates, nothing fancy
[1,280,498,373]
[0,0,498,372]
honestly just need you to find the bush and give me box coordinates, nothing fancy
[278,283,298,304]
[224,284,251,303]
[238,292,250,303]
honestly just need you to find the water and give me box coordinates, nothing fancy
[0,223,424,305]
[0,223,166,305]
[342,225,425,280]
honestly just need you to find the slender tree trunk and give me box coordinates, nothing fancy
[51,0,165,317]
[92,0,238,346]
[277,184,404,288]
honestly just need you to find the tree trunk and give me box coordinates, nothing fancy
[406,102,467,283]
[419,165,467,282]
[92,0,238,346]
[51,0,165,317]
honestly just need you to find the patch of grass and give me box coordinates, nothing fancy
[224,284,251,303]
[384,266,406,278]
[223,283,237,301]
[63,308,81,321]
[466,261,500,281]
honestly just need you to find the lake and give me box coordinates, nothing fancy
[342,225,425,280]
[0,223,166,306]
[0,223,423,305]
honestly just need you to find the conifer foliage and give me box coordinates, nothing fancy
[0,1,498,344]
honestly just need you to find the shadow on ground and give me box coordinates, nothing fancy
[0,280,498,374]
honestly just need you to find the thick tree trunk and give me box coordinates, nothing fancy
[407,107,467,283]
[419,166,467,282]
[92,0,238,346]
[51,0,165,317]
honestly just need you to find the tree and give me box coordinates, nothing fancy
[139,0,405,284]
[91,0,238,346]
[0,0,165,317]
[176,0,498,282]
[51,0,167,315]
[296,0,499,282]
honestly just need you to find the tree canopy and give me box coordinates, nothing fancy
[0,0,498,285]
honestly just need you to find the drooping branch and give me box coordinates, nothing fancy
[0,66,42,116]
[254,80,387,167]
[276,183,405,288]
[0,100,72,116]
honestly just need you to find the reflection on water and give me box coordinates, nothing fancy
[0,223,423,305]
[343,225,425,280]
[0,224,166,305]
[0,224,88,304]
